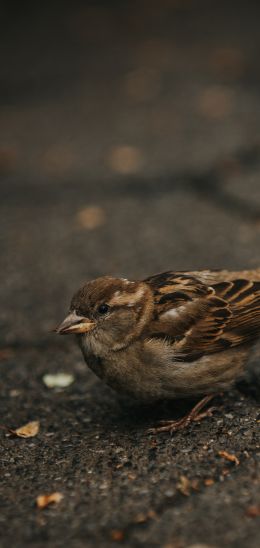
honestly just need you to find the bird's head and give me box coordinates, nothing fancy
[55,276,153,351]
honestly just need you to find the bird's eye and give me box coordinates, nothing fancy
[98,304,110,315]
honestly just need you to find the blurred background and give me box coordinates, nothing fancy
[1,0,260,341]
[0,0,260,338]
[1,3,260,547]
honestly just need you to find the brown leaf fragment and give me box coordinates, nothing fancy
[110,529,124,541]
[134,510,157,523]
[163,539,184,548]
[127,473,137,480]
[177,475,191,496]
[134,512,147,524]
[108,145,143,174]
[36,492,63,509]
[76,206,105,230]
[147,509,157,519]
[10,420,40,438]
[9,389,21,398]
[245,505,260,518]
[204,478,215,486]
[218,450,240,465]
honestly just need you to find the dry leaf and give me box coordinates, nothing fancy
[177,475,191,496]
[127,473,137,481]
[110,529,124,541]
[218,450,240,466]
[36,492,63,509]
[11,420,40,438]
[147,510,157,519]
[108,145,143,174]
[163,542,185,548]
[134,512,147,524]
[9,389,21,398]
[134,510,156,523]
[76,206,105,230]
[42,373,74,388]
[204,478,215,486]
[245,505,260,518]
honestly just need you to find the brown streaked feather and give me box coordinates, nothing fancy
[144,270,260,360]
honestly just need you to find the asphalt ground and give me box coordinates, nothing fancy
[0,2,260,547]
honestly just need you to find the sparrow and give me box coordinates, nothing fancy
[55,269,260,432]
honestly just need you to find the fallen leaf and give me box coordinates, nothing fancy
[76,206,105,230]
[110,529,124,541]
[10,420,40,438]
[204,478,215,486]
[147,509,157,519]
[218,450,240,466]
[127,473,137,481]
[42,373,75,388]
[134,512,147,523]
[36,492,63,509]
[9,389,21,398]
[177,475,191,496]
[163,539,184,548]
[134,510,156,523]
[108,145,143,174]
[245,505,260,518]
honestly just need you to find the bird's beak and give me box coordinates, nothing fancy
[55,311,96,335]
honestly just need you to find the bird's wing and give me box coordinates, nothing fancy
[144,271,260,360]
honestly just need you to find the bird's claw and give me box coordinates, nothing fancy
[147,398,217,434]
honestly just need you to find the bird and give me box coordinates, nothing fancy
[55,269,260,433]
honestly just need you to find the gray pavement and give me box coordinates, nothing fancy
[0,2,260,547]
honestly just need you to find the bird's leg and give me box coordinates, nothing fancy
[147,395,217,434]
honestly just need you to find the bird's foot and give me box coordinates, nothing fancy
[147,395,216,434]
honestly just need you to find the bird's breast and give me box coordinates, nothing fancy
[78,335,249,402]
